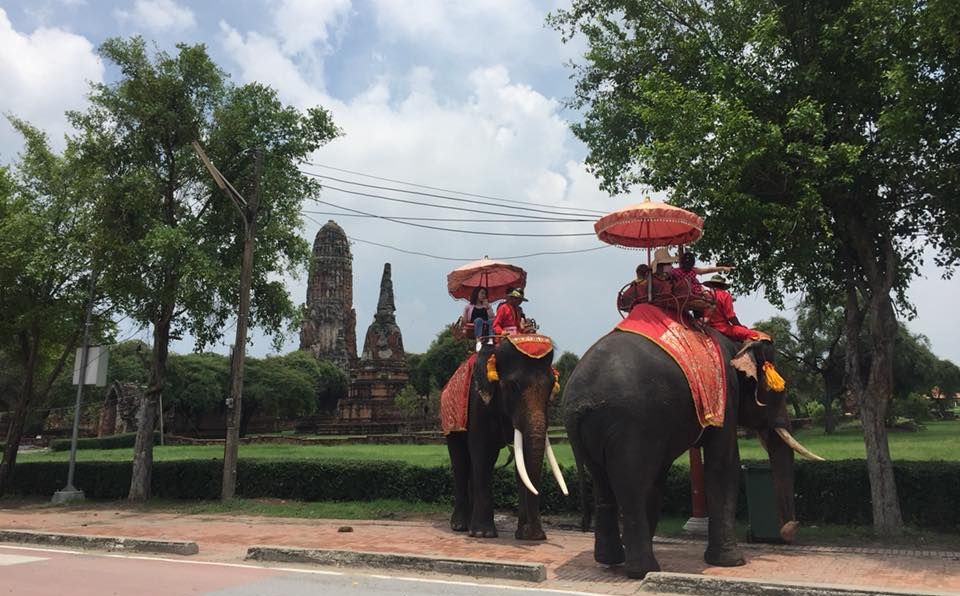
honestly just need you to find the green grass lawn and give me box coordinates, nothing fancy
[16,420,959,466]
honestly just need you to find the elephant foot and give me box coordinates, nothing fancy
[450,510,469,532]
[594,535,625,566]
[515,523,546,541]
[625,561,659,580]
[469,526,498,538]
[704,545,746,567]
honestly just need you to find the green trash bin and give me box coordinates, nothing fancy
[741,462,781,543]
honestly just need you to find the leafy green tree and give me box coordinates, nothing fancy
[0,120,98,495]
[551,0,960,534]
[241,351,346,435]
[69,37,341,500]
[551,351,580,425]
[415,327,472,393]
[164,352,229,433]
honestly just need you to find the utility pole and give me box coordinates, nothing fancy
[52,271,97,504]
[191,142,262,500]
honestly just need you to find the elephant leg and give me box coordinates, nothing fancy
[645,464,671,539]
[702,427,745,567]
[467,431,500,538]
[607,450,661,579]
[591,467,624,566]
[446,432,470,532]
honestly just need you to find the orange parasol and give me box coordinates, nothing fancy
[447,257,527,302]
[594,197,703,248]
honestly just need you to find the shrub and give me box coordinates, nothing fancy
[49,432,161,451]
[6,459,958,531]
[889,393,934,424]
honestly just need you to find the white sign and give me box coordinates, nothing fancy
[72,345,109,386]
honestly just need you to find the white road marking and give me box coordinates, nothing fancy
[0,553,47,566]
[366,574,599,595]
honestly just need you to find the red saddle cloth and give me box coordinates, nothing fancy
[440,353,477,435]
[615,304,727,428]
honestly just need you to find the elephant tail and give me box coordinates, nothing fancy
[567,417,593,532]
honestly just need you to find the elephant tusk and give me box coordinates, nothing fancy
[775,427,826,461]
[545,436,569,496]
[514,429,539,496]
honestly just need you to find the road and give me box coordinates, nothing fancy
[0,545,606,596]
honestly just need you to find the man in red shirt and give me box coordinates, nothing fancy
[493,288,526,335]
[703,275,758,342]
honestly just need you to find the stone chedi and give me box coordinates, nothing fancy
[340,263,409,421]
[299,220,358,373]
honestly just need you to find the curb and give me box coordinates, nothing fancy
[0,529,199,556]
[639,572,959,596]
[245,545,546,582]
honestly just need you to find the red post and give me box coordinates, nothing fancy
[682,446,708,535]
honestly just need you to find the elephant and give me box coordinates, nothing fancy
[446,337,568,540]
[563,328,822,579]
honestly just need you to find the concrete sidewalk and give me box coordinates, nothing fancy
[0,504,957,595]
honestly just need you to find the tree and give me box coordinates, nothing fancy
[70,37,341,500]
[551,1,960,533]
[0,120,97,495]
[755,302,845,433]
[551,351,580,425]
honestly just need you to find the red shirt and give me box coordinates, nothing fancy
[493,302,520,334]
[707,288,737,327]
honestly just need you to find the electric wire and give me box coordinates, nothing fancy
[302,209,590,223]
[301,169,605,219]
[303,209,607,260]
[311,198,595,237]
[314,184,591,221]
[301,161,610,215]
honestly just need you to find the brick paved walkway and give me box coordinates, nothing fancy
[0,506,957,594]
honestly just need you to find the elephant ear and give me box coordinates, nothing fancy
[730,340,759,381]
[473,350,496,405]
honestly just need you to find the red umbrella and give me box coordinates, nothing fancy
[447,257,526,302]
[594,197,703,248]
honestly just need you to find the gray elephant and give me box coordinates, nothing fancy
[446,336,568,540]
[564,328,822,578]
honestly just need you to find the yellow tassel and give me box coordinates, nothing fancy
[763,361,786,392]
[486,355,499,382]
[552,367,560,396]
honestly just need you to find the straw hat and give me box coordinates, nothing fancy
[651,247,678,270]
[704,274,730,289]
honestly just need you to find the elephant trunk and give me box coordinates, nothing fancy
[766,428,798,542]
[515,408,547,496]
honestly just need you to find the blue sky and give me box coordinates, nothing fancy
[1,0,957,367]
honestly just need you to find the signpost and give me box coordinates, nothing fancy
[53,273,106,504]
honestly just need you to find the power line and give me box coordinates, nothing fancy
[345,234,611,261]
[311,198,595,237]
[301,169,605,219]
[303,212,607,261]
[314,184,590,221]
[301,161,611,215]
[302,209,591,224]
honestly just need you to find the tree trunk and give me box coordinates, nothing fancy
[0,330,40,496]
[842,228,904,534]
[859,293,903,533]
[128,311,172,501]
[822,397,836,434]
[0,401,30,496]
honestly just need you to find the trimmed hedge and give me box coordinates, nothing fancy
[7,459,958,531]
[49,432,161,452]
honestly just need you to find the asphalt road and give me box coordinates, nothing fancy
[0,545,606,596]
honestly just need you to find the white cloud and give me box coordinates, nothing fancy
[116,0,195,33]
[369,0,580,67]
[0,8,103,157]
[270,0,351,55]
